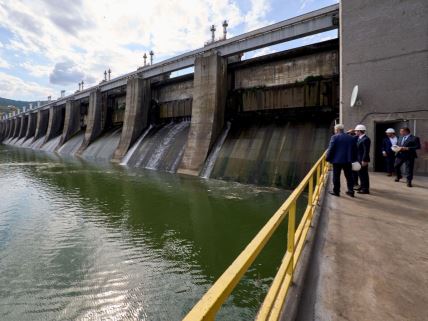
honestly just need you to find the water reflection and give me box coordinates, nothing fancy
[0,145,288,321]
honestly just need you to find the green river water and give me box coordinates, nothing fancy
[0,145,293,321]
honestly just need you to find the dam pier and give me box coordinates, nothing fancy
[0,0,427,320]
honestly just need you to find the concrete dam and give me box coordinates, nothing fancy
[0,40,338,188]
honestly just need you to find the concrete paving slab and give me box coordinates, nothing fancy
[296,173,428,321]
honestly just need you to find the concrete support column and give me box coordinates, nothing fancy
[112,77,151,162]
[0,121,4,141]
[25,112,37,139]
[5,120,10,139]
[4,120,9,139]
[59,100,81,146]
[18,115,28,139]
[8,119,15,139]
[178,52,227,176]
[5,121,10,140]
[44,106,64,143]
[77,89,104,154]
[33,109,49,142]
[13,117,21,138]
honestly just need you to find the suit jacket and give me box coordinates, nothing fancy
[382,137,396,157]
[396,134,421,159]
[326,133,357,164]
[357,135,371,163]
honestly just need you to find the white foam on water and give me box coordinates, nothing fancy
[120,125,153,166]
[200,122,231,179]
[145,121,189,170]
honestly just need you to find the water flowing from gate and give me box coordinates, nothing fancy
[200,122,231,179]
[125,121,190,173]
[207,118,331,188]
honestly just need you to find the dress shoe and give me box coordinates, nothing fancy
[387,173,392,177]
[328,191,340,197]
[357,190,370,194]
[407,181,412,187]
[345,191,355,197]
[394,177,400,182]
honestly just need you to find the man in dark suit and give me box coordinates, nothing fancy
[382,128,398,176]
[326,124,357,197]
[355,124,371,194]
[394,127,421,187]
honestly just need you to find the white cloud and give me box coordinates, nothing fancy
[0,71,53,100]
[0,0,273,99]
[244,0,271,30]
[244,47,277,59]
[20,62,51,77]
[0,57,10,68]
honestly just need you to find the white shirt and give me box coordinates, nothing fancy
[389,136,398,147]
[358,134,366,140]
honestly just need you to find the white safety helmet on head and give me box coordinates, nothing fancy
[385,128,395,134]
[355,124,366,131]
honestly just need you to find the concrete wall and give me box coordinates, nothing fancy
[239,77,338,112]
[45,105,65,143]
[18,115,28,139]
[178,52,228,176]
[340,0,428,174]
[8,119,15,139]
[234,49,338,89]
[25,112,37,139]
[112,77,151,162]
[12,117,21,138]
[154,77,193,119]
[78,89,104,154]
[33,109,49,142]
[60,100,82,146]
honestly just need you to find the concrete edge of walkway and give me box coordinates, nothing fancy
[279,173,331,321]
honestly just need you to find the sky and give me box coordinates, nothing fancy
[0,0,338,101]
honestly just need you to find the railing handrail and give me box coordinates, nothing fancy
[183,151,329,321]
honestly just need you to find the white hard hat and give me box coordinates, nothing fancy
[352,161,362,171]
[385,128,395,134]
[355,124,366,131]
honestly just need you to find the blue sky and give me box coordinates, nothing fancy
[0,0,338,101]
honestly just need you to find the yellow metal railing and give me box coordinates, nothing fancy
[183,151,329,321]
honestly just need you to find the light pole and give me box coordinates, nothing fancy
[210,24,216,43]
[223,20,228,40]
[150,50,154,65]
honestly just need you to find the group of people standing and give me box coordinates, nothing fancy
[326,124,421,197]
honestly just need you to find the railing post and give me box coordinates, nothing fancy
[316,164,321,188]
[287,202,296,279]
[308,175,314,218]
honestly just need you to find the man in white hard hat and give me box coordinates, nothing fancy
[355,124,371,194]
[382,128,397,176]
[326,124,358,197]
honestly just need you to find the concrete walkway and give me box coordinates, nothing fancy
[296,173,428,321]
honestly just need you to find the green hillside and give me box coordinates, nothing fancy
[0,97,42,109]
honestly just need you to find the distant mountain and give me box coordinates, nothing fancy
[0,97,45,109]
[0,97,50,117]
